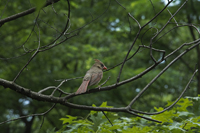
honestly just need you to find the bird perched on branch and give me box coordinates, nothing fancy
[75,59,107,95]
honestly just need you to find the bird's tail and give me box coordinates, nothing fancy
[75,80,90,94]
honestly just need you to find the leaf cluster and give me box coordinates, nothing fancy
[56,97,200,133]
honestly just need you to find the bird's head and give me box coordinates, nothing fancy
[94,59,107,70]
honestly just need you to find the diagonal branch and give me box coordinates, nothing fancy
[0,78,160,123]
[116,0,173,83]
[129,68,198,115]
[0,38,199,123]
[127,41,200,108]
[0,0,60,26]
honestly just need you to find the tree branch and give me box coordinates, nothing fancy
[0,0,60,26]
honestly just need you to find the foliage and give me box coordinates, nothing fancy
[0,0,200,132]
[57,97,200,133]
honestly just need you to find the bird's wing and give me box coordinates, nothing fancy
[89,72,103,86]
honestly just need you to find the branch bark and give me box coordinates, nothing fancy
[0,0,60,27]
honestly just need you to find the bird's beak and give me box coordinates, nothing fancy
[103,66,107,70]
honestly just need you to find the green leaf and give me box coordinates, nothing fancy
[90,102,113,115]
[176,98,193,111]
[57,97,200,132]
[90,112,107,131]
[30,0,46,14]
[99,101,112,108]
[90,104,97,115]
[59,115,77,124]
[152,107,178,124]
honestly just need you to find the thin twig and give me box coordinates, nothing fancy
[128,42,200,108]
[101,111,113,126]
[149,0,188,62]
[129,69,198,115]
[99,76,111,88]
[116,1,173,82]
[50,79,67,96]
[51,1,58,15]
[55,77,83,82]
[13,13,41,82]
[39,0,71,50]
[64,0,111,35]
[0,0,60,26]
[0,103,57,125]
[115,0,126,10]
[167,9,178,26]
[38,86,70,95]
[126,111,161,123]
[0,0,10,19]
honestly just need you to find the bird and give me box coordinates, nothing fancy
[75,59,107,95]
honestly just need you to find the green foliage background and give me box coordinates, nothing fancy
[0,0,200,132]
[57,97,200,133]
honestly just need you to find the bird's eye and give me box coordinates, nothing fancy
[101,64,104,68]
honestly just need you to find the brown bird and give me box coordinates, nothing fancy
[75,59,107,95]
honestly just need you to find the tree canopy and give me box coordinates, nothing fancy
[0,0,200,132]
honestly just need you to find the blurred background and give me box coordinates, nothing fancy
[0,0,200,132]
